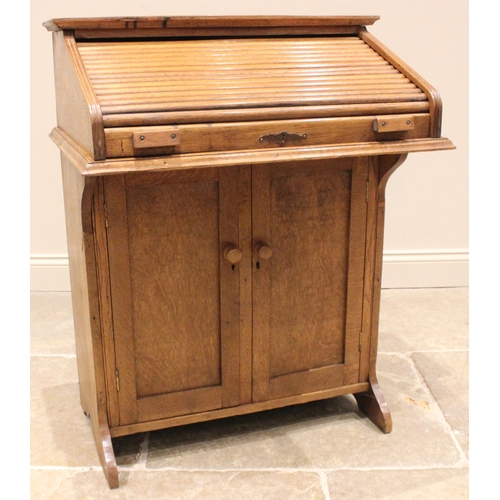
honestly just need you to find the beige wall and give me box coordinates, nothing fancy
[30,0,468,291]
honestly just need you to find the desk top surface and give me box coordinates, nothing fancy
[44,16,380,32]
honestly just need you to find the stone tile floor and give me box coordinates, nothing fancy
[30,288,469,499]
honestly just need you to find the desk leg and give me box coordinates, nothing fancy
[354,374,392,433]
[85,410,119,488]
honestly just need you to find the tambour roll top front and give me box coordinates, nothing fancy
[44,16,453,170]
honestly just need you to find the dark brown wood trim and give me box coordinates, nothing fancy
[44,16,380,32]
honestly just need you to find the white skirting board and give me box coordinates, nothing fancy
[381,250,469,288]
[30,250,469,292]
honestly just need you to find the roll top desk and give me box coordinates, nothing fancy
[44,16,454,488]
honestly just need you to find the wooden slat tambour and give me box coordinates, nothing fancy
[100,95,428,115]
[77,36,428,119]
[102,102,431,127]
[92,75,409,89]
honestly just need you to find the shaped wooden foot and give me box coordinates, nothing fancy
[85,409,119,488]
[96,422,119,489]
[354,375,392,433]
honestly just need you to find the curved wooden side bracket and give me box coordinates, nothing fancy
[378,153,408,202]
[354,153,408,434]
[354,374,392,433]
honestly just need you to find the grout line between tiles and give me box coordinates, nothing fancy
[317,470,332,500]
[379,349,468,355]
[112,464,470,473]
[132,432,150,470]
[404,353,469,465]
[30,462,468,470]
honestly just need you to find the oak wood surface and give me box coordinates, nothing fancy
[60,157,118,488]
[50,126,455,177]
[360,29,442,137]
[102,102,431,127]
[91,178,120,428]
[43,16,380,32]
[110,381,371,438]
[354,374,393,433]
[103,168,245,424]
[52,32,101,159]
[77,37,426,119]
[251,158,367,401]
[104,114,431,158]
[72,27,365,40]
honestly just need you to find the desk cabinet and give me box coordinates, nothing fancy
[45,16,454,488]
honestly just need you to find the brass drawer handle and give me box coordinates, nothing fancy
[259,131,307,147]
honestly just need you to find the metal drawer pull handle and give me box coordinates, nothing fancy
[259,132,307,146]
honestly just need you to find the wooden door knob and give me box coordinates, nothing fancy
[223,245,243,264]
[256,244,273,260]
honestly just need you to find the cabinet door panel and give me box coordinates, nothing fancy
[105,168,243,425]
[252,158,368,402]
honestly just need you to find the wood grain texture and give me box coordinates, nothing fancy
[354,374,392,433]
[359,156,379,382]
[102,102,431,127]
[43,16,380,32]
[237,166,253,404]
[251,163,271,402]
[103,175,138,426]
[76,37,427,119]
[342,157,369,385]
[103,168,247,423]
[104,114,431,158]
[91,179,120,428]
[52,31,100,158]
[46,17,455,488]
[366,154,409,378]
[72,27,365,40]
[60,156,118,488]
[50,126,455,177]
[110,381,371,438]
[360,29,443,137]
[252,158,367,401]
[126,175,221,398]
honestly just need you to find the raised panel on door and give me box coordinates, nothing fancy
[252,158,368,402]
[104,167,245,425]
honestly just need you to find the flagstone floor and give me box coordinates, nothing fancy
[30,288,468,499]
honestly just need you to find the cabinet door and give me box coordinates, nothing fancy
[252,158,368,402]
[104,167,245,425]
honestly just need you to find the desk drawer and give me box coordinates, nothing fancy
[104,114,430,158]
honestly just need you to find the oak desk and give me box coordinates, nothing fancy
[44,16,454,488]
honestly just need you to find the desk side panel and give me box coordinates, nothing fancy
[52,31,104,159]
[60,155,118,487]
